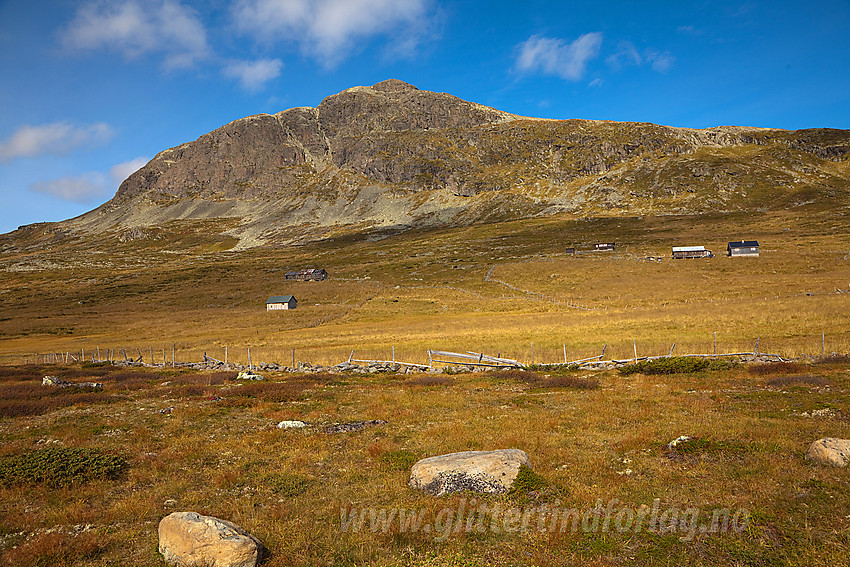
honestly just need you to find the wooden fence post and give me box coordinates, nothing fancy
[563,343,567,364]
[248,347,252,370]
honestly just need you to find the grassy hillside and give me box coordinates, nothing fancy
[0,207,847,367]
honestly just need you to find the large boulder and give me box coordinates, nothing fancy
[158,511,263,567]
[409,449,531,496]
[806,438,850,467]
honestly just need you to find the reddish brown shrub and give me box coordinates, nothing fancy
[0,531,106,566]
[405,376,455,386]
[766,375,830,387]
[748,362,807,375]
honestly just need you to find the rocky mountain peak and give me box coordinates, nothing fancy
[86,80,849,249]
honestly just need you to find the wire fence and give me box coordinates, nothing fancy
[1,331,844,370]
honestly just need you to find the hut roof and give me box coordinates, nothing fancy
[267,295,295,304]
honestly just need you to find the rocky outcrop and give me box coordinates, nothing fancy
[805,438,850,467]
[409,449,532,496]
[158,511,264,567]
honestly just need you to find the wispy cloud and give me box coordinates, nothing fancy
[60,0,209,69]
[29,157,148,203]
[515,33,604,81]
[607,41,675,73]
[109,157,148,185]
[30,173,109,203]
[0,122,113,162]
[223,58,283,92]
[233,0,432,66]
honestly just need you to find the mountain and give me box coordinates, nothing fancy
[9,79,850,249]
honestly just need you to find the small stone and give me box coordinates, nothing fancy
[158,511,263,567]
[806,438,850,467]
[277,420,307,429]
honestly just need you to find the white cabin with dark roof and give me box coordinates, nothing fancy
[266,295,297,310]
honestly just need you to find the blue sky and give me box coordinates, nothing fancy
[1,0,849,235]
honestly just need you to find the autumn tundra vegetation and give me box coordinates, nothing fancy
[0,81,848,565]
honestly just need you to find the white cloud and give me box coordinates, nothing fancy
[645,50,675,72]
[233,0,431,66]
[515,33,603,81]
[61,0,209,69]
[29,156,149,203]
[607,41,675,73]
[30,173,109,203]
[0,122,113,162]
[223,59,283,92]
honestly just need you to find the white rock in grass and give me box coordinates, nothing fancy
[667,435,692,450]
[806,438,850,467]
[236,370,264,381]
[277,420,307,429]
[158,511,263,567]
[409,449,531,496]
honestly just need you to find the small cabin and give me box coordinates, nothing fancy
[285,268,328,281]
[672,246,713,259]
[727,240,759,257]
[565,247,576,255]
[266,295,297,310]
[593,242,615,251]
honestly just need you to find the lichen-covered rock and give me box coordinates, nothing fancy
[409,449,532,496]
[806,438,850,467]
[42,375,102,389]
[158,511,263,567]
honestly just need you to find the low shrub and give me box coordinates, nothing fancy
[263,472,310,497]
[509,465,547,495]
[0,381,124,418]
[546,375,600,390]
[816,354,850,364]
[665,437,756,459]
[404,376,455,387]
[766,375,830,387]
[619,357,710,375]
[0,447,127,487]
[380,450,420,471]
[748,362,807,375]
[0,530,107,567]
[493,369,541,383]
[227,381,310,403]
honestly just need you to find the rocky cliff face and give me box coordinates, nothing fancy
[56,80,850,247]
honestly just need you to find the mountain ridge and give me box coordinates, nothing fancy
[7,79,850,249]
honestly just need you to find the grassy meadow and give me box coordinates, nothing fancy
[0,206,849,565]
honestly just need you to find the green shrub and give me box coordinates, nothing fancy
[0,447,127,487]
[263,472,310,497]
[380,450,419,471]
[509,465,547,495]
[619,357,711,375]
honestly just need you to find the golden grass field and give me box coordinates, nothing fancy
[0,207,848,565]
